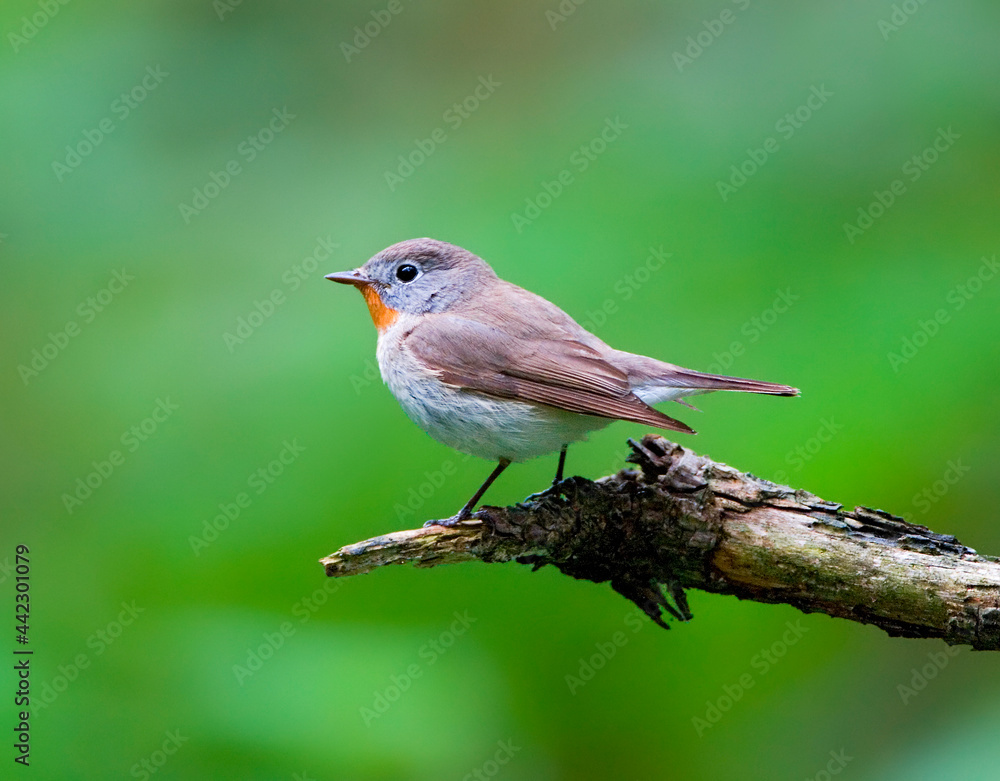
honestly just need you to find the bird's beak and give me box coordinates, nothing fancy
[325,269,369,287]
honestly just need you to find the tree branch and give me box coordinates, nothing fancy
[321,435,1000,649]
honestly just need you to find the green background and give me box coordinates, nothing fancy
[3,1,999,779]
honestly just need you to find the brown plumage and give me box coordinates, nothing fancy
[327,238,798,522]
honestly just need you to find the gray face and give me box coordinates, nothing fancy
[357,238,497,315]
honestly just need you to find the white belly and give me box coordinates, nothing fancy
[376,336,609,462]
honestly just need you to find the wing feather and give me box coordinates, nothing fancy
[406,317,695,434]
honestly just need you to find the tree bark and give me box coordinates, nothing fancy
[321,435,1000,650]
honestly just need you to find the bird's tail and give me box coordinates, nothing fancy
[656,365,799,395]
[620,353,799,404]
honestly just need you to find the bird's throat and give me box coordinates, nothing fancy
[360,284,399,331]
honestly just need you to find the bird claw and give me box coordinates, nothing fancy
[423,510,476,529]
[525,480,567,504]
[611,576,692,629]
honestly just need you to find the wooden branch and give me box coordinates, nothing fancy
[321,435,1000,649]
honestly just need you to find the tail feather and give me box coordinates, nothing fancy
[659,366,800,396]
[619,353,799,401]
[614,352,799,408]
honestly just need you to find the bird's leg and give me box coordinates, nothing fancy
[526,445,571,503]
[427,458,511,528]
[553,444,568,487]
[455,459,510,520]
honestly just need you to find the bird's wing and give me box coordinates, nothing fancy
[405,315,695,434]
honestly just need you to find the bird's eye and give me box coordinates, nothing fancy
[395,264,419,283]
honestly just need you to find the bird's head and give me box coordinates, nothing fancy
[326,238,497,330]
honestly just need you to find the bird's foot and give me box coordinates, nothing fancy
[423,459,510,529]
[525,479,568,504]
[422,508,476,528]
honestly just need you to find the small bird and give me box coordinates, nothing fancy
[327,239,798,525]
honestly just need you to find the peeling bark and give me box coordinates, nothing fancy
[321,435,1000,649]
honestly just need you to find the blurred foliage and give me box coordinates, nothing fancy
[2,1,999,779]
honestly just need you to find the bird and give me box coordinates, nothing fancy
[327,238,798,526]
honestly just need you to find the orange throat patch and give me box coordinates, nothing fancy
[359,284,399,331]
